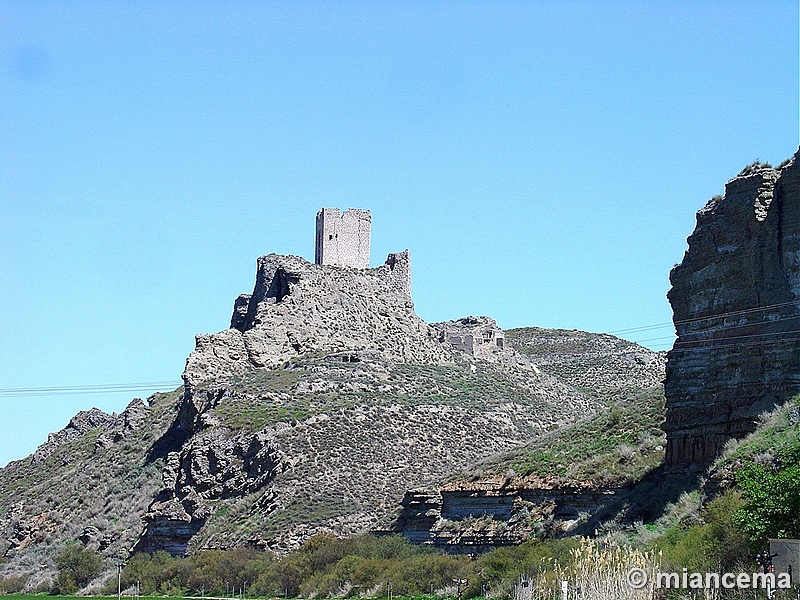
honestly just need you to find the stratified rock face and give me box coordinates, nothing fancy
[394,477,623,553]
[664,152,800,465]
[184,250,437,389]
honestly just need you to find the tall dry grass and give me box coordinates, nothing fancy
[532,537,662,600]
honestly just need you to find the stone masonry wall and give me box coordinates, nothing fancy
[315,208,371,269]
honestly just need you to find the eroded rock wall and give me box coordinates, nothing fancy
[184,251,441,389]
[664,152,800,465]
[392,477,623,553]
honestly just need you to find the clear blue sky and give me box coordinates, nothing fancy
[1,1,797,466]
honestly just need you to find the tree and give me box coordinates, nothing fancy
[54,543,104,593]
[734,451,800,548]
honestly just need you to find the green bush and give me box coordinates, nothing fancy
[0,573,29,593]
[734,448,800,548]
[655,491,749,572]
[53,543,104,593]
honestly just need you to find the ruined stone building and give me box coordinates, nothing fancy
[434,316,505,358]
[315,208,371,268]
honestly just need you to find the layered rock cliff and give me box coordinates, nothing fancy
[664,152,800,465]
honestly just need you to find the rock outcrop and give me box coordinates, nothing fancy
[184,251,437,389]
[664,152,800,465]
[392,476,622,554]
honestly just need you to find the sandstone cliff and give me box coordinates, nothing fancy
[664,152,800,465]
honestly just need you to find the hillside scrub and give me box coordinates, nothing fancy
[477,387,666,486]
[109,535,586,599]
[712,396,800,548]
[651,491,750,573]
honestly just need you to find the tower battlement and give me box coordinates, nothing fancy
[315,208,371,268]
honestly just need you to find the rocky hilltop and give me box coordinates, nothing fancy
[185,250,442,387]
[134,251,613,557]
[664,152,800,465]
[0,241,665,587]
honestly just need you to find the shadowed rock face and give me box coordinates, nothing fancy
[664,152,800,466]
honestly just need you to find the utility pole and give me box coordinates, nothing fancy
[454,578,468,600]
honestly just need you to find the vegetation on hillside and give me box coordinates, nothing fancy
[0,389,180,587]
[472,388,666,487]
[1,397,798,599]
[717,396,800,547]
[215,358,562,433]
[52,544,104,594]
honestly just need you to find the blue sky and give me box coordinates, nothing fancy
[1,1,797,467]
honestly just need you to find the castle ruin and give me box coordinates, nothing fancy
[433,317,505,358]
[315,208,371,269]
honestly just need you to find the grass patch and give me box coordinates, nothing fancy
[487,387,665,485]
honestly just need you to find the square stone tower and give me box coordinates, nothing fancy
[315,208,371,268]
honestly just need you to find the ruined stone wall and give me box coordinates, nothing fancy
[186,251,443,388]
[384,249,412,296]
[315,208,371,268]
[433,317,506,359]
[663,152,800,465]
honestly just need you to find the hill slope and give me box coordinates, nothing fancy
[0,252,663,587]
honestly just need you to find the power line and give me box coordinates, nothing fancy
[674,328,800,346]
[670,335,800,352]
[609,300,799,336]
[519,333,800,365]
[1,305,797,399]
[0,381,183,397]
[622,309,798,347]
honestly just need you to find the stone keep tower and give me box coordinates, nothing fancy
[315,208,371,268]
